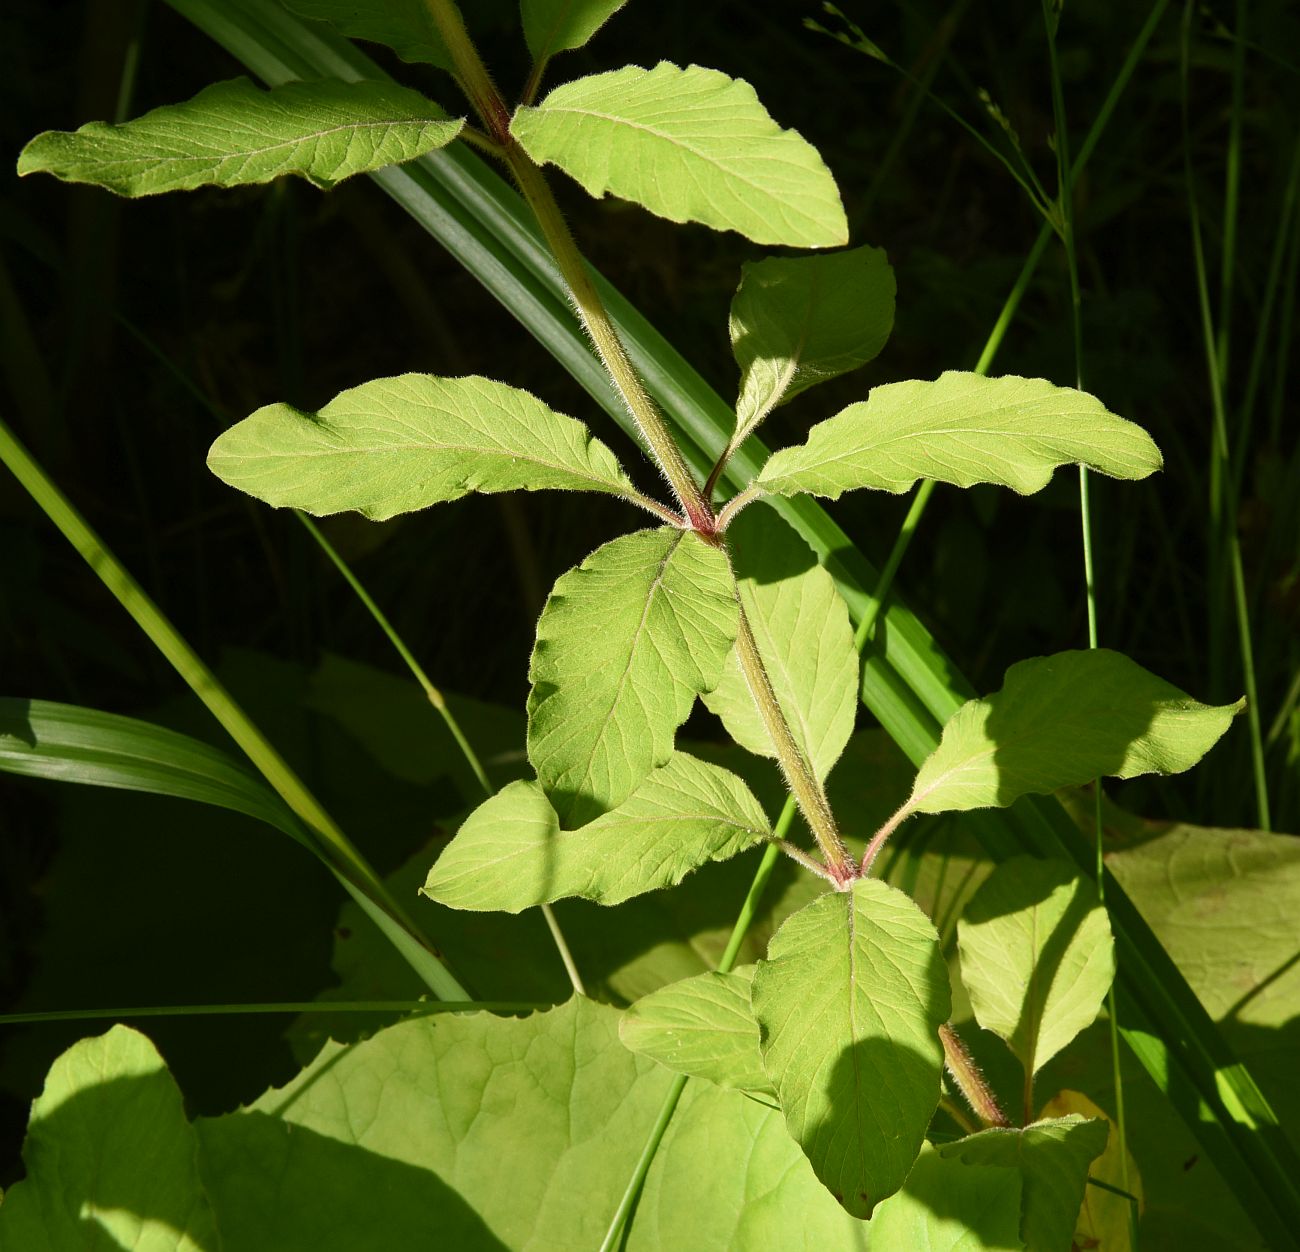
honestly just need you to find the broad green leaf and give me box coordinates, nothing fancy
[528,527,738,826]
[1041,1090,1143,1251]
[627,1082,870,1250]
[17,78,462,196]
[197,997,674,1250]
[620,966,773,1096]
[704,507,857,780]
[870,1143,1023,1250]
[0,1027,218,1252]
[0,697,303,842]
[730,245,895,443]
[941,1116,1110,1252]
[510,63,848,248]
[906,650,1243,817]
[423,751,768,910]
[207,373,636,520]
[750,878,949,1218]
[957,857,1115,1076]
[284,0,453,70]
[522,0,628,64]
[754,372,1162,499]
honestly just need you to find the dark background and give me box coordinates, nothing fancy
[2,0,1297,1182]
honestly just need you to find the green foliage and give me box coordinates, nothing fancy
[284,0,454,70]
[754,371,1163,499]
[17,78,461,196]
[750,879,950,1218]
[729,244,895,446]
[208,374,636,520]
[521,0,629,65]
[527,527,738,826]
[422,752,769,910]
[510,63,849,247]
[957,857,1115,1078]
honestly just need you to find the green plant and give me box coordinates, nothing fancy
[2,0,1295,1247]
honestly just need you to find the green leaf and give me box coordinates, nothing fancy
[730,245,895,444]
[510,62,848,248]
[284,0,453,70]
[870,1142,1023,1251]
[522,0,628,64]
[957,856,1115,1076]
[620,965,773,1096]
[627,1082,871,1250]
[907,650,1244,816]
[940,1116,1110,1252]
[17,77,462,196]
[750,878,949,1218]
[0,697,303,842]
[754,372,1163,500]
[423,751,768,910]
[0,1026,218,1251]
[528,527,739,826]
[704,506,857,781]
[198,997,674,1250]
[207,373,636,520]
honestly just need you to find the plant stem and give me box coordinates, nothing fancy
[939,1023,1010,1128]
[732,598,851,879]
[860,798,916,876]
[419,0,510,141]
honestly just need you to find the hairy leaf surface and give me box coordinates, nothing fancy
[957,857,1115,1075]
[528,527,738,826]
[423,753,768,910]
[940,1116,1110,1252]
[908,650,1243,815]
[705,507,857,780]
[510,63,848,247]
[522,0,629,64]
[0,1027,218,1252]
[620,965,772,1095]
[750,878,949,1218]
[755,372,1162,499]
[18,78,461,195]
[284,0,453,69]
[730,245,895,443]
[207,374,634,519]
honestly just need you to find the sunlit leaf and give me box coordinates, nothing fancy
[18,78,461,196]
[522,0,629,64]
[207,374,636,520]
[284,0,453,70]
[755,372,1162,499]
[0,1027,218,1251]
[620,965,772,1095]
[510,62,848,247]
[528,527,738,826]
[750,879,949,1218]
[907,650,1243,816]
[957,856,1114,1076]
[940,1116,1110,1252]
[730,245,895,444]
[705,507,857,780]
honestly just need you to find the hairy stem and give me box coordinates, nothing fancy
[940,1023,1010,1128]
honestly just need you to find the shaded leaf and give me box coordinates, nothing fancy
[18,77,461,196]
[527,527,738,826]
[522,0,629,64]
[750,878,949,1218]
[941,1116,1110,1252]
[208,373,635,521]
[730,245,895,444]
[957,856,1114,1076]
[0,1027,218,1251]
[423,752,768,910]
[704,506,857,780]
[755,372,1162,499]
[284,0,453,69]
[908,650,1243,816]
[627,1082,870,1250]
[510,62,848,248]
[870,1142,1023,1250]
[620,965,772,1095]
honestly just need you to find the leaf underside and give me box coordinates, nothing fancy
[522,0,630,64]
